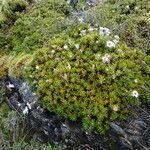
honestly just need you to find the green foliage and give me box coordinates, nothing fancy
[75,0,87,10]
[25,23,149,133]
[86,0,150,54]
[0,0,29,25]
[7,0,70,53]
[0,55,9,79]
[8,53,33,78]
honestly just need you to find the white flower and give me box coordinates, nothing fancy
[32,93,36,96]
[23,106,29,115]
[134,79,138,83]
[92,64,95,68]
[67,63,71,69]
[78,17,84,22]
[96,40,99,44]
[113,35,120,44]
[112,75,116,79]
[131,90,139,98]
[75,44,80,49]
[67,0,71,4]
[102,54,110,63]
[113,39,119,45]
[113,105,119,112]
[36,65,39,70]
[95,53,101,59]
[51,50,55,53]
[126,5,129,9]
[54,68,58,72]
[46,79,50,83]
[80,30,86,35]
[99,27,110,36]
[117,49,123,53]
[29,75,33,78]
[88,27,94,32]
[62,73,68,81]
[106,41,116,48]
[114,35,120,40]
[63,45,68,50]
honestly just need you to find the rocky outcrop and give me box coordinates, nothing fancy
[4,76,150,149]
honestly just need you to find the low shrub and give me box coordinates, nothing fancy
[8,0,70,53]
[0,0,29,25]
[85,0,150,54]
[25,23,149,133]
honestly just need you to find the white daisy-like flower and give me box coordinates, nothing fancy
[96,40,99,44]
[36,65,39,70]
[46,79,50,83]
[114,35,120,40]
[95,53,101,59]
[134,79,138,83]
[92,64,95,68]
[67,63,71,69]
[23,106,29,115]
[113,105,119,112]
[75,44,80,49]
[113,39,119,45]
[112,75,116,79]
[106,41,116,48]
[126,5,129,9]
[54,68,58,72]
[131,90,139,98]
[117,49,123,53]
[80,30,86,35]
[29,75,33,78]
[99,27,110,36]
[78,17,84,22]
[32,93,36,96]
[88,27,94,32]
[67,0,71,4]
[51,50,55,53]
[62,73,68,81]
[55,57,61,60]
[102,54,110,63]
[63,45,68,50]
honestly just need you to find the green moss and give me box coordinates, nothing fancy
[25,23,149,133]
[86,0,150,54]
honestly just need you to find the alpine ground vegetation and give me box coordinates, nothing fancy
[25,23,149,133]
[86,0,150,54]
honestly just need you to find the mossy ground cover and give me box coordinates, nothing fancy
[0,0,149,136]
[0,0,71,78]
[86,0,150,54]
[25,23,149,133]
